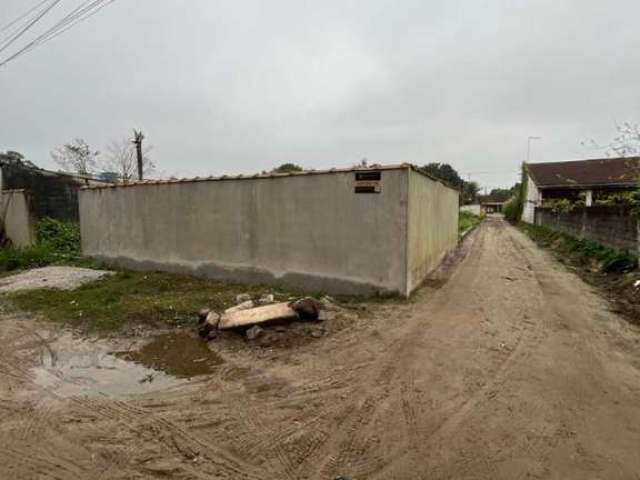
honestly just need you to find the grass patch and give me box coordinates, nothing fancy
[0,218,97,272]
[9,271,295,333]
[518,222,638,273]
[459,211,482,235]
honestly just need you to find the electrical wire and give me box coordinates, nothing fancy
[0,0,53,35]
[0,0,62,55]
[0,0,116,68]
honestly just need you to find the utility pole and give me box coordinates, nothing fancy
[133,129,145,181]
[527,136,541,163]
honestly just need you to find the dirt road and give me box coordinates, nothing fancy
[1,217,640,479]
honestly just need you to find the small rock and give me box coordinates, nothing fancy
[318,311,335,322]
[235,293,252,304]
[225,300,254,314]
[198,322,217,341]
[310,328,324,338]
[290,297,322,320]
[205,311,221,329]
[258,293,275,305]
[320,295,340,311]
[246,325,265,341]
[198,308,211,324]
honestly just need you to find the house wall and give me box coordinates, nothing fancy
[535,206,638,253]
[406,169,460,293]
[522,176,541,224]
[0,190,36,247]
[80,170,411,295]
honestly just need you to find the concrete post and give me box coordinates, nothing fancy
[585,190,593,207]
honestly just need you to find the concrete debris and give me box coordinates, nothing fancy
[290,297,322,320]
[320,295,341,311]
[198,308,211,324]
[317,310,336,322]
[205,311,221,329]
[257,293,275,305]
[246,325,265,341]
[224,300,255,314]
[235,293,252,304]
[219,302,299,330]
[198,311,221,340]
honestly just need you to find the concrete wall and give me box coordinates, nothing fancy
[406,169,460,292]
[522,176,541,224]
[0,189,36,247]
[535,206,639,253]
[80,170,410,295]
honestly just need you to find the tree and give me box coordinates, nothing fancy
[462,181,480,204]
[583,121,640,157]
[272,163,303,173]
[50,139,99,175]
[102,136,154,183]
[420,163,465,189]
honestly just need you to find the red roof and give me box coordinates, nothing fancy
[528,157,640,189]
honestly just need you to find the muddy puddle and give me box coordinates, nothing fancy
[114,332,224,378]
[27,331,223,399]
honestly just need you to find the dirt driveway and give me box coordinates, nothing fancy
[1,217,640,479]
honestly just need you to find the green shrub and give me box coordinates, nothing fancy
[459,211,482,233]
[0,218,83,272]
[37,218,80,254]
[519,222,638,273]
[503,197,521,223]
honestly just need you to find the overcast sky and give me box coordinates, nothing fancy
[1,0,639,189]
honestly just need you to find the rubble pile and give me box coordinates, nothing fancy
[198,293,341,342]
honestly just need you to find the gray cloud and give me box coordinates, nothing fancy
[1,0,639,189]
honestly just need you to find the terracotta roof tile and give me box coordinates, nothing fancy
[528,157,640,189]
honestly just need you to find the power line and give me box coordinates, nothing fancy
[0,0,62,56]
[0,0,116,68]
[0,0,52,35]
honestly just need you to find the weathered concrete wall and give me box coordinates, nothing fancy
[535,206,638,253]
[0,190,36,247]
[522,176,541,224]
[80,170,410,295]
[406,169,460,292]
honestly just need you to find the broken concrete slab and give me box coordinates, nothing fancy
[224,300,255,314]
[218,302,299,330]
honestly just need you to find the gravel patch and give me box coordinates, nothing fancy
[0,267,113,293]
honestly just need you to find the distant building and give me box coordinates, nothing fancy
[522,157,640,223]
[481,202,504,214]
[0,150,111,222]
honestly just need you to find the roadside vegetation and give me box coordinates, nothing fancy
[0,218,92,272]
[8,271,295,333]
[519,222,638,273]
[459,211,482,235]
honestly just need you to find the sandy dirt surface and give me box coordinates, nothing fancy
[1,217,640,479]
[0,266,113,293]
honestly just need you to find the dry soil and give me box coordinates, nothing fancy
[1,217,640,479]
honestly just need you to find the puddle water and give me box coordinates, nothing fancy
[27,331,223,399]
[113,332,224,378]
